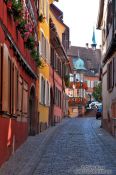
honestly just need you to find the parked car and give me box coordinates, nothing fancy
[89,101,102,109]
[96,105,102,119]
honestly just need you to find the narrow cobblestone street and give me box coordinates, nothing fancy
[0,117,116,175]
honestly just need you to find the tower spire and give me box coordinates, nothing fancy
[91,27,97,50]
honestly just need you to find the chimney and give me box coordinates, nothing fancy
[86,43,89,49]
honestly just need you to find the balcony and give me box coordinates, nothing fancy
[68,97,87,106]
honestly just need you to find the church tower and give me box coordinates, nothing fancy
[91,27,97,50]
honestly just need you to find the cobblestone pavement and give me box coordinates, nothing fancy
[1,117,116,175]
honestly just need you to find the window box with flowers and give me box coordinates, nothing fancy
[6,0,22,20]
[82,82,88,90]
[5,0,42,67]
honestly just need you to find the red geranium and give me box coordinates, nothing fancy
[7,1,12,10]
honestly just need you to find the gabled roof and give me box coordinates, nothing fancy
[50,4,69,29]
[50,4,63,22]
[96,0,104,29]
[67,46,101,76]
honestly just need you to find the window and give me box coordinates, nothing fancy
[40,0,44,14]
[22,81,28,118]
[46,40,50,62]
[14,67,18,115]
[18,76,23,117]
[46,0,49,23]
[45,81,50,106]
[107,59,114,91]
[8,57,12,114]
[94,80,98,87]
[41,77,45,104]
[50,47,54,67]
[39,74,50,106]
[87,80,90,88]
[54,86,62,108]
[90,81,94,88]
[40,31,50,61]
[114,58,116,86]
[70,74,74,82]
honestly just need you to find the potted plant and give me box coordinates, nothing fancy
[12,0,23,21]
[38,13,46,23]
[64,75,70,87]
[25,36,35,50]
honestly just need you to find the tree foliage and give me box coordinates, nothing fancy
[92,82,102,102]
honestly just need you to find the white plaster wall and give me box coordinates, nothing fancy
[102,55,116,119]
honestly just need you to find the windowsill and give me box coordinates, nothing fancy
[0,111,17,119]
[108,87,113,93]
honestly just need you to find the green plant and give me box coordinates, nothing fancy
[16,19,26,31]
[92,82,102,102]
[25,36,35,50]
[38,13,46,22]
[64,75,70,87]
[12,0,23,21]
[31,50,43,67]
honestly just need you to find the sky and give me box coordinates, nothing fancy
[54,0,101,48]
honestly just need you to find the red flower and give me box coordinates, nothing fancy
[24,32,31,42]
[76,82,81,88]
[35,41,38,47]
[82,82,88,90]
[7,1,12,10]
[15,21,19,27]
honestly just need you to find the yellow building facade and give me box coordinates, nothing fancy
[50,11,66,42]
[38,0,51,131]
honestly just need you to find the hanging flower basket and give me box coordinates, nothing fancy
[64,75,70,87]
[82,82,88,90]
[76,82,81,88]
[12,0,23,21]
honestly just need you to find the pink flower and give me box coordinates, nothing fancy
[24,32,31,41]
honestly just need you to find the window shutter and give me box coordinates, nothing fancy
[46,0,49,23]
[18,76,23,118]
[39,74,42,103]
[14,67,18,115]
[107,63,110,90]
[46,40,50,63]
[107,60,114,91]
[114,58,116,86]
[23,81,28,118]
[48,83,50,106]
[2,44,9,112]
[39,32,42,56]
[112,59,114,88]
[45,80,47,106]
[0,44,3,111]
[44,36,46,58]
